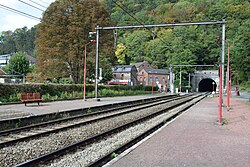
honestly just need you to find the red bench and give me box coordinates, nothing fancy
[20,93,43,106]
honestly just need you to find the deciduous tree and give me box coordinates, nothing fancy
[36,0,114,83]
[6,51,30,75]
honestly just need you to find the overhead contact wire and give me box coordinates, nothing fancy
[18,0,44,12]
[111,0,168,46]
[27,0,47,9]
[0,4,41,21]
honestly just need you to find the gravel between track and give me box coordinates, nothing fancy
[0,96,195,166]
[47,97,201,167]
[0,99,169,141]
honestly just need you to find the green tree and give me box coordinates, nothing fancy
[6,52,30,75]
[115,43,127,65]
[0,31,16,54]
[36,0,114,84]
[0,26,36,56]
[123,30,151,63]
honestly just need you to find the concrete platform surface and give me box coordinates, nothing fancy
[108,96,250,167]
[0,94,164,119]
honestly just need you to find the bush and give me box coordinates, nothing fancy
[0,83,154,103]
[240,81,250,92]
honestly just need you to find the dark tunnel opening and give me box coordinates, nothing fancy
[198,78,217,92]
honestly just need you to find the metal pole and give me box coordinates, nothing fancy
[152,68,154,94]
[218,66,222,123]
[152,30,155,94]
[22,74,25,83]
[188,73,191,88]
[222,19,226,103]
[179,67,181,92]
[94,25,100,100]
[96,21,226,30]
[227,42,231,110]
[83,44,87,101]
[172,65,214,67]
[169,64,174,93]
[212,82,215,92]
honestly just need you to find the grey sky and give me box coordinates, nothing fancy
[0,0,54,32]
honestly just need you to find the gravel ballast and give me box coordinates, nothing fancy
[48,97,202,167]
[0,95,197,166]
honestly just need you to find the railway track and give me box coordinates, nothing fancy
[0,94,176,131]
[0,93,208,167]
[0,95,180,148]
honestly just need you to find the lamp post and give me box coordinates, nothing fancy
[83,40,96,101]
[151,67,154,94]
[212,81,215,93]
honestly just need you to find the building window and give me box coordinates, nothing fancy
[114,74,116,77]
[149,77,152,83]
[121,74,124,80]
[140,77,143,81]
[155,77,159,83]
[162,77,165,83]
[142,72,144,75]
[144,77,146,82]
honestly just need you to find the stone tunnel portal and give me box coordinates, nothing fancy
[198,78,217,92]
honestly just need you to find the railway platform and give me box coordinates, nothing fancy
[0,94,166,120]
[107,94,250,167]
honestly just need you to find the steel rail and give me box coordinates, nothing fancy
[0,95,176,136]
[0,95,184,148]
[14,94,202,167]
[88,94,208,167]
[0,95,176,131]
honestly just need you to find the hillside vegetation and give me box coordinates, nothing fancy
[0,0,249,85]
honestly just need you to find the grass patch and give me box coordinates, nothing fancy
[240,81,250,93]
[222,118,229,125]
[111,152,119,158]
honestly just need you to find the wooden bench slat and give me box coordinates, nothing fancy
[20,93,28,101]
[33,93,41,100]
[20,93,42,106]
[27,93,34,100]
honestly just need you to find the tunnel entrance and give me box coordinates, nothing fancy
[198,78,217,92]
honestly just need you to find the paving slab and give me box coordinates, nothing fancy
[108,95,250,167]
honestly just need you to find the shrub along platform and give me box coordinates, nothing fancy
[0,83,157,103]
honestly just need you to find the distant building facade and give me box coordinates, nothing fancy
[140,68,169,86]
[0,54,12,67]
[133,61,152,73]
[0,53,36,68]
[109,62,169,88]
[108,65,138,86]
[133,61,151,85]
[132,61,169,87]
[0,53,34,84]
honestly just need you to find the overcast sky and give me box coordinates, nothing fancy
[0,0,55,32]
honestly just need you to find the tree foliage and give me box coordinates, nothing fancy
[1,0,250,83]
[102,0,250,83]
[36,0,114,84]
[6,51,30,75]
[0,27,36,55]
